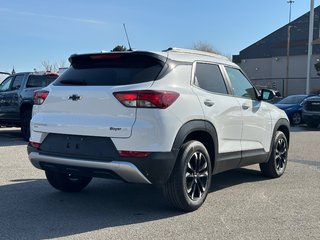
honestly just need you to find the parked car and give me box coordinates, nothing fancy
[0,72,58,140]
[275,94,310,125]
[302,95,320,128]
[27,48,290,211]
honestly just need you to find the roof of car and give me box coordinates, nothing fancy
[11,71,59,76]
[162,48,237,66]
[283,94,308,98]
[305,95,320,100]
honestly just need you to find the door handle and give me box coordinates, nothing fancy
[242,103,250,110]
[204,100,215,107]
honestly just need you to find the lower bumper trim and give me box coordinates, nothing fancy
[28,152,151,184]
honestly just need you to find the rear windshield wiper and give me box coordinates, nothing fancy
[59,79,87,85]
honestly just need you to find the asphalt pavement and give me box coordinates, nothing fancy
[0,127,319,240]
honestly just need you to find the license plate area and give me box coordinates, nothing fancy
[65,135,85,154]
[40,134,118,160]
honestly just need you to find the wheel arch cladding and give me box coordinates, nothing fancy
[275,118,290,146]
[172,120,218,171]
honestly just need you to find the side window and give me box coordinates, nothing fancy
[26,75,44,88]
[26,75,58,88]
[0,77,13,92]
[225,67,257,100]
[194,63,228,94]
[11,75,24,90]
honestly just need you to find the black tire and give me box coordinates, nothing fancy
[45,170,92,192]
[291,112,302,125]
[260,131,288,178]
[21,109,32,141]
[162,141,212,212]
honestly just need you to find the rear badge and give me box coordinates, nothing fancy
[110,127,122,131]
[68,94,81,101]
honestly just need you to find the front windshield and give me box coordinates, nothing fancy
[278,95,306,104]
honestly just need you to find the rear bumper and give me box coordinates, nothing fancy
[28,145,177,185]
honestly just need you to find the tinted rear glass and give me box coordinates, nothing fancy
[194,63,228,94]
[54,53,165,86]
[26,75,58,88]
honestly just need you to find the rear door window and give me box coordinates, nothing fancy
[194,63,228,94]
[54,53,165,86]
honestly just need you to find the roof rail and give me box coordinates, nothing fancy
[164,47,229,61]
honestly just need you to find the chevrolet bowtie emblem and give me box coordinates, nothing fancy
[68,94,81,101]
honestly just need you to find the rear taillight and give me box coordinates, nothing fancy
[34,90,49,105]
[113,90,179,109]
[45,72,59,77]
[118,150,151,158]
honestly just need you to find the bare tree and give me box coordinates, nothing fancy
[42,60,53,72]
[41,60,67,73]
[111,45,127,52]
[192,41,219,54]
[59,59,67,68]
[192,41,231,60]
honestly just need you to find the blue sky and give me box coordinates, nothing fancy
[0,0,315,72]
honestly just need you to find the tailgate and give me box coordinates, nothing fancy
[32,85,142,138]
[31,51,167,138]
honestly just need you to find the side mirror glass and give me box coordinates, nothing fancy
[261,89,275,101]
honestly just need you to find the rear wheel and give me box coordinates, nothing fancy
[45,170,92,192]
[260,131,288,178]
[162,141,212,212]
[21,109,32,141]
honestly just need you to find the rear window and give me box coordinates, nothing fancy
[26,75,58,88]
[54,53,165,86]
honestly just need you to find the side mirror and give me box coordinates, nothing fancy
[260,89,275,101]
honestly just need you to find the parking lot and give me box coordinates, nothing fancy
[0,127,319,240]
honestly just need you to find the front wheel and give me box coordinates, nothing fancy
[260,131,288,178]
[291,112,302,125]
[162,141,212,212]
[45,170,92,192]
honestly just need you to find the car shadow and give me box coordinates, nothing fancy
[210,168,268,192]
[0,179,179,239]
[1,168,269,239]
[0,128,27,147]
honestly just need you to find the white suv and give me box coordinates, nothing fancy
[28,48,290,211]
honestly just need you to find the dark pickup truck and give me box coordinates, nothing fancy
[0,72,58,140]
[302,95,320,128]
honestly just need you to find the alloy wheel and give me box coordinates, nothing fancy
[185,151,209,201]
[275,137,287,173]
[291,112,301,125]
